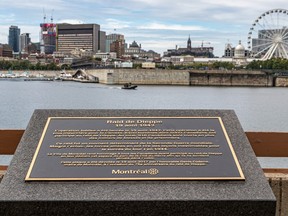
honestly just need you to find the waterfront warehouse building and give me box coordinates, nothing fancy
[56,24,106,54]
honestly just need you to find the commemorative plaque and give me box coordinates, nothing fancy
[25,117,245,181]
[2,110,276,216]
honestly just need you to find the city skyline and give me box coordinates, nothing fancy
[0,1,288,57]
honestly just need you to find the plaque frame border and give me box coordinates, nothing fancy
[25,117,245,181]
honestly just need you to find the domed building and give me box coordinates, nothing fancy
[125,40,141,55]
[124,40,160,59]
[224,40,249,57]
[234,41,245,59]
[233,40,247,66]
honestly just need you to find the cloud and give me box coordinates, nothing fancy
[0,0,66,10]
[101,8,132,16]
[0,14,16,24]
[138,23,207,31]
[0,26,9,44]
[1,0,288,57]
[102,19,131,29]
[57,19,84,24]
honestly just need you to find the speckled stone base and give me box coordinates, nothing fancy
[0,109,276,216]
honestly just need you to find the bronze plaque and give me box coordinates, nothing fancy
[25,117,245,181]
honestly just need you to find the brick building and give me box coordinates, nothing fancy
[0,44,13,58]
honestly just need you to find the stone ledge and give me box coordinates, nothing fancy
[0,172,285,214]
[0,172,282,215]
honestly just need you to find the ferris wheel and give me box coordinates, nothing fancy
[248,9,288,60]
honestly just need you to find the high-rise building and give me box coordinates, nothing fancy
[40,23,56,54]
[106,34,125,52]
[110,40,125,58]
[8,26,20,53]
[56,24,105,54]
[19,33,31,54]
[99,31,106,53]
[107,34,125,58]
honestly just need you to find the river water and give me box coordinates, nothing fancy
[1,79,288,131]
[1,79,288,168]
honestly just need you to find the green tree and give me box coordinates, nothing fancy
[29,64,35,70]
[35,62,42,70]
[246,58,288,70]
[47,62,59,70]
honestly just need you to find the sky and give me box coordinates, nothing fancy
[0,0,288,57]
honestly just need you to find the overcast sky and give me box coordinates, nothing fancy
[0,0,288,56]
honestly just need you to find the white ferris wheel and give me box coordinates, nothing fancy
[248,9,288,60]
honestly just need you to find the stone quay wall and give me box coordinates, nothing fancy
[88,69,190,85]
[189,71,274,87]
[88,69,274,87]
[275,76,288,87]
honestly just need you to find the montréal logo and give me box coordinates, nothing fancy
[112,168,159,175]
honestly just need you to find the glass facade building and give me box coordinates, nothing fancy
[8,26,20,53]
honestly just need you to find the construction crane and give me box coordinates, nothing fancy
[50,9,54,23]
[43,8,46,23]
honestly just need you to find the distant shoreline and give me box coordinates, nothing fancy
[1,69,287,87]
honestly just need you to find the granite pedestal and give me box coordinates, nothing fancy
[0,109,276,215]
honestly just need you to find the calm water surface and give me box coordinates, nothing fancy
[1,79,288,131]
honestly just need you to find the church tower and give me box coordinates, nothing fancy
[187,35,191,50]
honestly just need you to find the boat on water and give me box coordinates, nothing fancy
[54,70,73,81]
[122,83,137,89]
